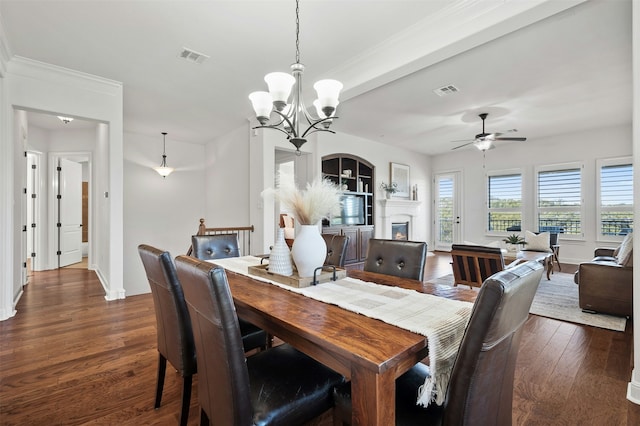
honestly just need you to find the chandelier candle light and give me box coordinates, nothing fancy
[154,132,174,178]
[249,0,343,155]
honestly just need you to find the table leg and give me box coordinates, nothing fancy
[546,256,552,280]
[350,366,395,426]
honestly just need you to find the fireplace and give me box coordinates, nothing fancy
[378,199,422,240]
[392,222,409,240]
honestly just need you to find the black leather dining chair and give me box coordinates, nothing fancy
[333,260,544,426]
[190,234,269,352]
[174,255,345,426]
[322,234,349,267]
[363,239,427,281]
[138,245,196,426]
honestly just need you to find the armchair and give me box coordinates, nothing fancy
[574,245,633,317]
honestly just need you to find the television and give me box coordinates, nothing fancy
[330,194,365,226]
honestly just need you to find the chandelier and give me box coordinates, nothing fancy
[248,0,343,155]
[154,132,174,178]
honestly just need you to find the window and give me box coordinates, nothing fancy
[598,158,633,240]
[487,172,522,233]
[536,163,583,237]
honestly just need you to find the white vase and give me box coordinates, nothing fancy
[291,224,327,277]
[268,228,293,276]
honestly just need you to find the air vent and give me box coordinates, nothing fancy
[178,47,209,64]
[433,84,460,97]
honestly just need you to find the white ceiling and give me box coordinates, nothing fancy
[0,0,632,155]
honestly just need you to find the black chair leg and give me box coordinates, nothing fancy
[179,374,192,426]
[155,353,167,409]
[200,408,209,426]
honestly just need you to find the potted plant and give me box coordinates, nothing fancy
[380,181,398,199]
[502,233,527,252]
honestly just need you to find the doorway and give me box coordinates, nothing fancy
[433,171,463,251]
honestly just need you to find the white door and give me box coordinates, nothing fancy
[434,172,462,251]
[59,159,83,267]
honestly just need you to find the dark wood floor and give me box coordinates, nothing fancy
[0,253,637,425]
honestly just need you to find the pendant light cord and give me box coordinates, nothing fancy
[295,0,300,64]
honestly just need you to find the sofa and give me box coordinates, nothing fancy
[573,233,633,317]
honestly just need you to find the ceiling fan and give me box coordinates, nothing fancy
[451,113,527,151]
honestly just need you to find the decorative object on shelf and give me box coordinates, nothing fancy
[268,228,293,276]
[390,162,410,198]
[263,177,341,277]
[380,181,398,199]
[502,233,527,252]
[57,116,73,124]
[412,184,418,201]
[153,132,174,178]
[248,0,342,156]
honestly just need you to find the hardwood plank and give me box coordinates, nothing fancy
[0,252,635,425]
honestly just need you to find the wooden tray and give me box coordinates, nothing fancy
[247,264,346,288]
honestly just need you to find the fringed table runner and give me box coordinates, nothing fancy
[210,256,473,406]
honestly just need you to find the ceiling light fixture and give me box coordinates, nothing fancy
[248,0,342,155]
[154,132,174,178]
[57,116,74,124]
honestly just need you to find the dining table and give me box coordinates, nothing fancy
[217,261,478,426]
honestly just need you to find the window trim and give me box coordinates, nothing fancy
[596,156,633,242]
[534,162,584,240]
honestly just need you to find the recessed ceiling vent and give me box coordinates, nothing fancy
[178,47,209,64]
[433,84,460,97]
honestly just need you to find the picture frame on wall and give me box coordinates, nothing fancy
[390,162,410,199]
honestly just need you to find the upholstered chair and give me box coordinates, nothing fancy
[574,232,633,317]
[363,239,427,281]
[174,255,345,426]
[333,261,544,426]
[191,234,240,259]
[190,234,269,352]
[322,234,349,267]
[138,245,196,426]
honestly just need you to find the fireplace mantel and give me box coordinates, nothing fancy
[378,198,422,218]
[377,199,422,239]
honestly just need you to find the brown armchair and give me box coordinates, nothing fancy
[451,244,513,289]
[574,246,632,317]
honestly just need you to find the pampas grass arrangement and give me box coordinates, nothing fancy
[264,178,342,225]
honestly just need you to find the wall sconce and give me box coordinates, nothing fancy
[153,132,174,178]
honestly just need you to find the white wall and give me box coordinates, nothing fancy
[431,124,632,264]
[123,132,206,296]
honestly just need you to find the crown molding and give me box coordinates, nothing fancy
[8,56,122,93]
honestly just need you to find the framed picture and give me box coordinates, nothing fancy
[390,162,410,198]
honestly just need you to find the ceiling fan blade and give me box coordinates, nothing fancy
[494,137,527,142]
[450,138,474,143]
[451,142,474,150]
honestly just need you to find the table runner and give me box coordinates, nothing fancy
[209,256,473,406]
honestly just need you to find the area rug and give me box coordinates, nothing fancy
[429,272,627,332]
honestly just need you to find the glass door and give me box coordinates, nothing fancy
[434,172,462,251]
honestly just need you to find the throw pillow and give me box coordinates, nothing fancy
[524,231,551,252]
[616,232,633,266]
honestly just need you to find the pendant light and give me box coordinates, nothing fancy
[154,132,174,178]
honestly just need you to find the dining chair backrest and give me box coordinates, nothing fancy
[322,234,349,267]
[442,260,543,425]
[191,234,240,260]
[137,244,196,426]
[363,239,427,281]
[450,244,505,288]
[174,255,253,425]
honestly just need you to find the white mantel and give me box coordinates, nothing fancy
[378,198,422,240]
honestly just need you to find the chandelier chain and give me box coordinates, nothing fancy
[295,0,300,64]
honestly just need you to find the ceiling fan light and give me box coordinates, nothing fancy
[264,72,295,105]
[475,140,493,151]
[313,79,343,109]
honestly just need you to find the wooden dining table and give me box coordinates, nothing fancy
[223,267,478,426]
